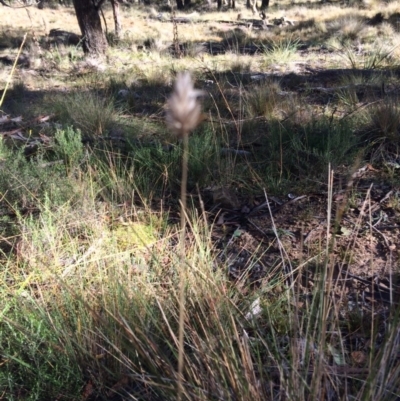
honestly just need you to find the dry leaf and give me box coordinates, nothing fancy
[82,380,94,400]
[328,344,346,366]
[106,376,130,397]
[351,351,367,366]
[0,115,10,125]
[245,297,262,320]
[35,114,53,123]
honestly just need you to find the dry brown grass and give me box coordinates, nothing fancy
[0,0,399,95]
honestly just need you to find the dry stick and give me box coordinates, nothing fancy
[0,33,27,109]
[172,5,182,59]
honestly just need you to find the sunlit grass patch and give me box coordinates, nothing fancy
[342,41,396,69]
[261,36,301,66]
[330,15,367,44]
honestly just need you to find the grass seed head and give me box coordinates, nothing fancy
[166,71,203,137]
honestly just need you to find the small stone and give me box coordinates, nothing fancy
[212,187,240,209]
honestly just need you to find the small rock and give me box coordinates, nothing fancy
[212,187,240,209]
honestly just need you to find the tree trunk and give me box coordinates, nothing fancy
[110,0,122,39]
[260,0,269,9]
[184,0,190,6]
[176,0,184,9]
[217,0,222,9]
[72,0,107,55]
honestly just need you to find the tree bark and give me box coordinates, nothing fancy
[176,0,184,9]
[260,0,269,9]
[110,0,122,39]
[72,0,107,55]
[217,0,222,9]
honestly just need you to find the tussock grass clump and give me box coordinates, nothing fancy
[138,67,174,87]
[331,16,366,44]
[40,44,84,72]
[244,80,282,119]
[342,42,396,70]
[257,118,359,183]
[50,90,117,138]
[86,127,220,201]
[261,36,300,66]
[377,21,396,38]
[0,145,80,209]
[366,98,400,144]
[227,56,254,74]
[143,36,171,54]
[222,29,253,53]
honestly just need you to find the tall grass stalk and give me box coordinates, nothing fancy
[166,71,203,400]
[0,33,27,109]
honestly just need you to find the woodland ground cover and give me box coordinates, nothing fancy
[0,1,400,400]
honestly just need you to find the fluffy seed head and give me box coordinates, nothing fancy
[166,72,203,136]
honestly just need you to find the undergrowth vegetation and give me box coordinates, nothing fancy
[1,1,400,400]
